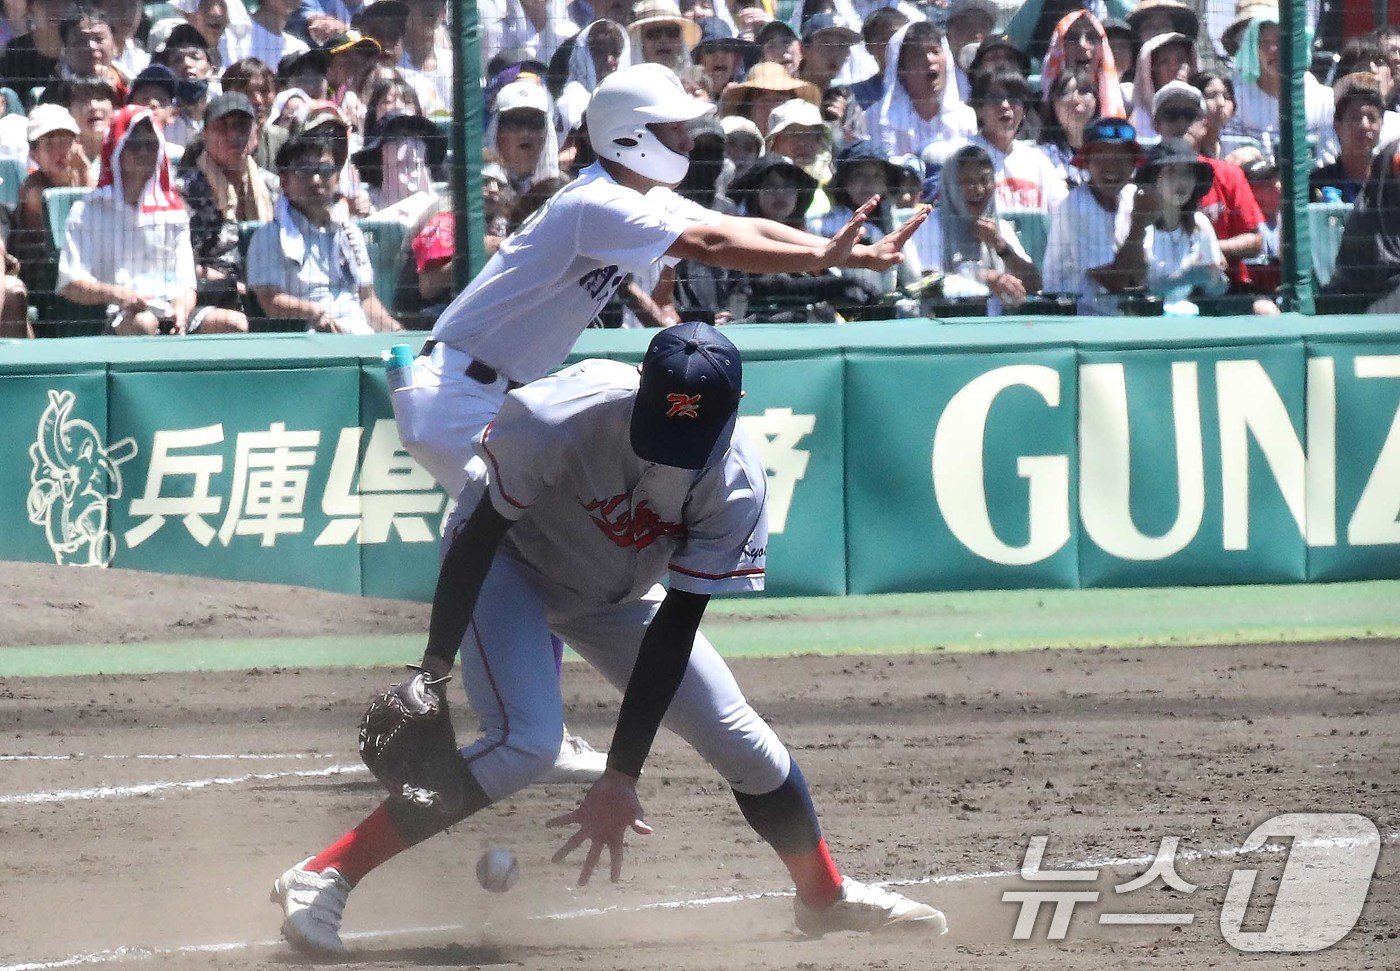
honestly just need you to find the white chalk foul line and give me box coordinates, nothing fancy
[3,830,1393,971]
[0,753,338,762]
[0,764,366,805]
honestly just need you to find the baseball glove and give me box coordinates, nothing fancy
[358,665,464,815]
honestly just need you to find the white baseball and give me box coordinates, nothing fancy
[476,848,520,893]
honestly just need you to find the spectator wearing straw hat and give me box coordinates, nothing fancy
[719,61,820,135]
[628,0,701,72]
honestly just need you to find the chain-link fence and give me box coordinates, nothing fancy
[4,0,1392,337]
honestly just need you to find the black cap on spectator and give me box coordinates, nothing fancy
[204,91,256,126]
[1128,0,1200,40]
[352,109,446,167]
[1138,136,1213,201]
[1102,15,1133,39]
[800,12,860,45]
[130,63,178,100]
[969,34,1031,77]
[321,29,382,56]
[757,19,798,47]
[278,47,331,81]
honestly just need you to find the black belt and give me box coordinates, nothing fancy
[419,340,521,390]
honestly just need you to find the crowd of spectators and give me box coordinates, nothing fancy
[0,0,1395,336]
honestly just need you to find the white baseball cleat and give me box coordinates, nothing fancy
[793,877,948,937]
[270,857,351,954]
[540,730,608,784]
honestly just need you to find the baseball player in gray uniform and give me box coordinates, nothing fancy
[390,62,926,780]
[273,323,947,953]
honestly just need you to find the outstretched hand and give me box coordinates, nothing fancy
[547,768,653,885]
[818,195,878,269]
[842,203,931,272]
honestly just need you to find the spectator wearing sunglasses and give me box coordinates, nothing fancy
[627,0,699,72]
[248,129,403,333]
[969,67,1068,212]
[1044,116,1142,315]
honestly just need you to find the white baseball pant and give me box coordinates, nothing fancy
[391,341,510,497]
[454,554,793,801]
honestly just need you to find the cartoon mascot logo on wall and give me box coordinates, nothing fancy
[27,390,137,567]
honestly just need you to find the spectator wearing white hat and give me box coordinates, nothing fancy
[720,113,762,177]
[628,0,701,72]
[12,103,84,304]
[487,75,559,194]
[765,97,831,186]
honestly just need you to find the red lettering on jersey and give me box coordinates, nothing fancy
[666,393,701,418]
[580,493,687,550]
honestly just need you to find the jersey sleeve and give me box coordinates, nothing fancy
[576,187,713,277]
[471,388,565,521]
[669,436,768,595]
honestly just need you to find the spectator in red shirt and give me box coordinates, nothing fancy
[1151,78,1274,313]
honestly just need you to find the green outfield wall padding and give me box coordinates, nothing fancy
[2,315,1398,598]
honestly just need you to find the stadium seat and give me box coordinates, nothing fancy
[0,155,24,209]
[43,186,89,251]
[356,217,409,310]
[1309,200,1351,288]
[1002,205,1049,267]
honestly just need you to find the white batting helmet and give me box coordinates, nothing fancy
[586,63,713,186]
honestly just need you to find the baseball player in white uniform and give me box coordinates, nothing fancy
[273,324,947,953]
[390,62,926,780]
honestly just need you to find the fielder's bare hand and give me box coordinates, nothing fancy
[845,202,931,272]
[547,767,653,885]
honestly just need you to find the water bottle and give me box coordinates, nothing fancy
[385,343,415,393]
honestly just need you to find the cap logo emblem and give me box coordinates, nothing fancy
[666,392,701,418]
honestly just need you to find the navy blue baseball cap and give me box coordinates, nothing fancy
[631,322,742,470]
[1071,116,1145,169]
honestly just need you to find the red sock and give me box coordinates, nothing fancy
[306,803,409,887]
[780,838,843,909]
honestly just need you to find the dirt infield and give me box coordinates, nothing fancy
[1,564,1397,970]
